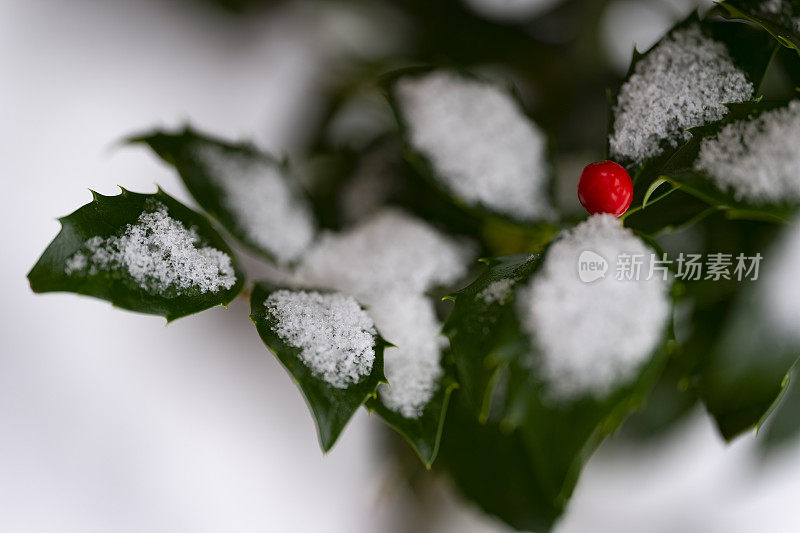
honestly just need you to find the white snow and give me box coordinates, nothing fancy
[695,100,800,203]
[478,278,516,305]
[295,208,472,301]
[369,294,446,418]
[609,23,753,165]
[516,214,671,401]
[191,142,316,264]
[294,208,473,417]
[394,70,554,221]
[65,200,237,294]
[265,290,376,388]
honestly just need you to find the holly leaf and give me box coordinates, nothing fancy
[516,343,670,509]
[760,363,800,449]
[437,393,561,533]
[28,188,245,321]
[698,285,800,440]
[442,254,542,421]
[249,282,388,451]
[442,250,673,529]
[439,339,670,532]
[609,13,777,185]
[385,67,556,226]
[366,360,458,468]
[650,100,800,225]
[717,1,800,55]
[131,127,317,264]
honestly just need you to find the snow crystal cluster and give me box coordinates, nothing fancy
[516,214,671,402]
[192,142,315,264]
[265,290,377,388]
[295,208,473,418]
[478,278,517,305]
[394,71,553,221]
[65,200,236,294]
[695,101,800,203]
[609,24,753,165]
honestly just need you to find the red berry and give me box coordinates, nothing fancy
[577,161,633,217]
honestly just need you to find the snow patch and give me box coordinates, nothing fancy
[265,290,377,388]
[609,24,753,165]
[695,101,800,203]
[478,278,516,305]
[294,208,473,417]
[295,208,472,301]
[65,200,236,295]
[395,71,553,220]
[517,214,671,401]
[192,142,315,264]
[370,294,446,418]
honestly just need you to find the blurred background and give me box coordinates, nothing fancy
[2,0,800,531]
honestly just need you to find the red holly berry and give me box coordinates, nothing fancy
[577,161,633,217]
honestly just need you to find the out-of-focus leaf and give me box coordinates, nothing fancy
[699,288,800,440]
[385,67,556,226]
[249,282,388,451]
[440,337,670,531]
[678,216,799,441]
[515,340,670,509]
[132,127,317,264]
[366,360,458,468]
[28,188,245,321]
[437,393,561,532]
[760,364,800,449]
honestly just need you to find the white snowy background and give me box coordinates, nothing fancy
[1,0,798,531]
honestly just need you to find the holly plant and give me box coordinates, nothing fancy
[28,1,800,530]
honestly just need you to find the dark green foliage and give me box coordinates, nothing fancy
[29,2,800,530]
[29,188,245,321]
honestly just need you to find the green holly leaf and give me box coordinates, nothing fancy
[651,100,800,225]
[437,393,561,532]
[698,284,800,440]
[516,343,670,508]
[442,248,673,529]
[131,127,317,264]
[717,1,800,55]
[28,188,245,321]
[249,282,388,451]
[366,360,458,468]
[609,13,777,185]
[442,254,542,421]
[439,339,669,532]
[760,363,800,449]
